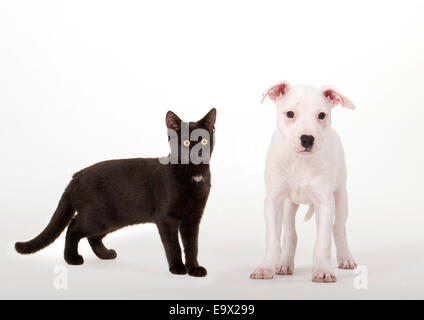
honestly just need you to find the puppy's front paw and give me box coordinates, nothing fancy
[169,263,187,275]
[276,263,294,275]
[187,266,207,277]
[338,257,357,269]
[250,267,274,279]
[312,269,336,283]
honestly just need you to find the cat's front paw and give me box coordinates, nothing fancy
[187,266,207,277]
[169,263,187,275]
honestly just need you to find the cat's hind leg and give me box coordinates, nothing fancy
[88,235,117,260]
[64,217,86,265]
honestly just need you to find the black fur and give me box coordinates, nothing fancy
[15,108,216,277]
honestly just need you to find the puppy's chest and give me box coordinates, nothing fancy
[284,165,315,205]
[289,184,312,205]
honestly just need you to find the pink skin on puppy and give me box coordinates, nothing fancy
[251,82,357,283]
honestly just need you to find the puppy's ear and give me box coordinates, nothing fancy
[198,108,216,130]
[166,111,182,131]
[261,81,290,103]
[321,86,355,109]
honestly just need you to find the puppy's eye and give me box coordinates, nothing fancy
[201,138,208,145]
[286,111,295,118]
[318,112,326,120]
[183,140,191,147]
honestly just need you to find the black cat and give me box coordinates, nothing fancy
[15,108,216,277]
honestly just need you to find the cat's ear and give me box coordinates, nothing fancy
[198,108,216,130]
[166,111,182,131]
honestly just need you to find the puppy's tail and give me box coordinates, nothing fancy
[15,189,75,254]
[304,205,314,222]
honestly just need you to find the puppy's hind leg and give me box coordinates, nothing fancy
[88,234,117,260]
[334,188,357,269]
[277,199,299,275]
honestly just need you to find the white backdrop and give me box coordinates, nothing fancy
[1,0,424,299]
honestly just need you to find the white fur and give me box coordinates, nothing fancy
[250,83,357,282]
[192,175,204,183]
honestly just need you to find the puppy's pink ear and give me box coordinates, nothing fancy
[321,86,355,109]
[261,81,290,103]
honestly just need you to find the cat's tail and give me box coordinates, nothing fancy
[15,190,75,254]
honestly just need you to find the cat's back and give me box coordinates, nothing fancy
[68,157,168,196]
[72,157,159,179]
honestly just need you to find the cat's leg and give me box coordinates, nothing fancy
[180,217,206,277]
[64,217,86,265]
[88,234,117,260]
[157,220,186,275]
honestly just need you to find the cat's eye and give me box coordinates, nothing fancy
[286,111,295,118]
[201,138,208,145]
[318,112,326,120]
[183,140,190,147]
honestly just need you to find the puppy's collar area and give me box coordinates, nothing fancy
[192,175,205,183]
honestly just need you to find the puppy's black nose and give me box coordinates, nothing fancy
[300,135,314,149]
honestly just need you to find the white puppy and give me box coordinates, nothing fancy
[250,82,357,282]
